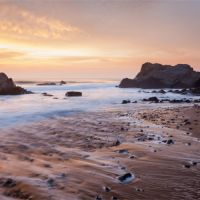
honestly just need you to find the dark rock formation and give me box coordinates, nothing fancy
[0,73,31,95]
[122,99,131,104]
[119,62,200,89]
[143,97,159,103]
[65,91,82,97]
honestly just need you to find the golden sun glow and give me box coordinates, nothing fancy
[0,0,200,80]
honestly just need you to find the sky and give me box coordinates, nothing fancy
[0,0,200,81]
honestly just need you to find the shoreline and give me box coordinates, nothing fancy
[0,104,199,199]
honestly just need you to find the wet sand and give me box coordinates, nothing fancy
[0,104,200,200]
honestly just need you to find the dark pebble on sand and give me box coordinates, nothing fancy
[118,149,129,154]
[192,161,197,166]
[129,155,135,159]
[103,186,111,192]
[96,195,102,200]
[44,163,52,168]
[167,139,174,145]
[118,173,134,183]
[184,164,191,169]
[2,178,16,188]
[136,188,144,192]
[47,178,56,187]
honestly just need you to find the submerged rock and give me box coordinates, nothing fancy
[119,62,200,88]
[0,73,31,95]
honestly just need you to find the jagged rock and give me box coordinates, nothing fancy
[0,73,31,95]
[119,62,200,88]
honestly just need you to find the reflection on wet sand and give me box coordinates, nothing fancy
[0,105,199,200]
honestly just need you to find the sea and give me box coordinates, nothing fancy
[0,80,198,128]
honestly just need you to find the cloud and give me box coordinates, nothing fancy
[0,49,26,59]
[0,2,80,40]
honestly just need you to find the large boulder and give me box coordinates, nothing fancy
[0,73,31,95]
[65,91,82,97]
[119,62,200,89]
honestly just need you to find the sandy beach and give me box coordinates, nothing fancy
[0,104,199,200]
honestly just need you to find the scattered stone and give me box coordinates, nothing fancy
[113,140,121,146]
[122,100,131,104]
[4,188,33,199]
[135,188,144,192]
[184,164,191,169]
[47,178,56,187]
[42,92,54,97]
[96,195,102,200]
[103,186,111,192]
[2,178,16,188]
[118,149,129,154]
[43,163,52,168]
[167,139,174,145]
[129,155,136,159]
[143,97,159,103]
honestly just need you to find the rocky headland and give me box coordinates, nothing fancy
[119,62,200,89]
[0,73,32,95]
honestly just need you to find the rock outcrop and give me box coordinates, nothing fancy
[0,73,31,95]
[119,62,200,89]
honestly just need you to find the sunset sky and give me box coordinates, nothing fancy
[0,0,200,81]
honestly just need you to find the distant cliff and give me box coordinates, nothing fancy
[0,73,31,95]
[119,62,200,89]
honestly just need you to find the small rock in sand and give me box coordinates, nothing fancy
[2,178,16,188]
[103,186,111,192]
[95,195,102,200]
[118,173,134,183]
[113,139,121,146]
[167,139,174,145]
[118,149,129,154]
[47,178,56,187]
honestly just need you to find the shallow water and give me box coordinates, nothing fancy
[0,81,198,127]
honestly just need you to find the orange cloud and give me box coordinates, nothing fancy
[0,49,26,59]
[0,3,80,40]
